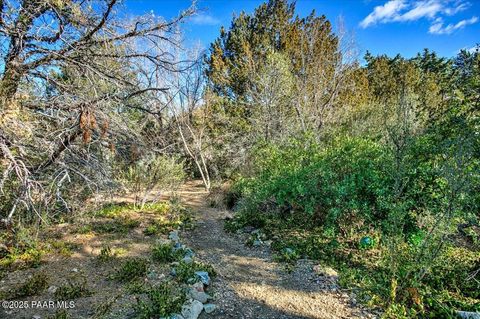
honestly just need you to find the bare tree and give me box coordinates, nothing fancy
[0,0,195,225]
[171,47,211,191]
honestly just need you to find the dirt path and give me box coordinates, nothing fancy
[178,181,373,319]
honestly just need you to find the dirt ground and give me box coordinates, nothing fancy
[0,181,376,319]
[179,181,376,319]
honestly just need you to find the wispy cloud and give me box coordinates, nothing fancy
[359,0,476,34]
[429,16,478,34]
[360,0,407,28]
[400,0,443,21]
[190,13,220,26]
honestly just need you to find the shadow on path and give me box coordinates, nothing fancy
[178,180,370,319]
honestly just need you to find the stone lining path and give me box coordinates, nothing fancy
[178,181,374,319]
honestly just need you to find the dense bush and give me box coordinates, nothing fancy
[236,136,394,232]
[230,132,480,317]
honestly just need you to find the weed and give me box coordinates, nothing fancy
[97,245,116,262]
[113,257,148,282]
[93,295,119,318]
[143,224,159,236]
[11,271,49,298]
[126,280,150,294]
[47,310,71,319]
[55,275,92,300]
[151,243,184,263]
[142,202,171,215]
[93,202,133,218]
[134,282,186,319]
[75,225,92,234]
[50,240,79,257]
[90,217,140,234]
[175,261,216,283]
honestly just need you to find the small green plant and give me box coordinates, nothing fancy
[76,225,92,234]
[274,247,300,264]
[50,240,79,257]
[126,280,150,294]
[97,245,116,262]
[134,282,186,319]
[12,271,49,298]
[113,257,148,282]
[47,310,71,319]
[93,295,119,318]
[55,276,92,300]
[90,217,140,234]
[93,203,133,218]
[175,261,216,283]
[151,243,184,263]
[143,224,159,236]
[143,202,171,215]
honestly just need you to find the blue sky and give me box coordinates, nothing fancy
[126,0,480,58]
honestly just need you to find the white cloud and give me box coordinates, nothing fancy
[190,13,220,26]
[360,0,407,28]
[429,16,478,34]
[399,0,443,21]
[359,0,474,34]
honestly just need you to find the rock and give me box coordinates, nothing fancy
[181,300,203,319]
[72,268,78,273]
[457,311,480,319]
[32,315,41,319]
[171,314,185,319]
[188,289,211,303]
[173,242,184,251]
[182,256,193,264]
[192,282,204,292]
[169,230,180,242]
[242,226,255,233]
[253,240,262,247]
[184,248,195,258]
[203,303,216,314]
[47,286,58,294]
[313,265,338,277]
[194,271,211,286]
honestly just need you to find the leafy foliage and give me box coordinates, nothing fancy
[112,257,149,283]
[134,282,186,319]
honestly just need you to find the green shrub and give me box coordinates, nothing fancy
[236,136,393,232]
[55,275,92,300]
[143,224,159,236]
[12,272,49,298]
[151,243,184,263]
[97,245,116,262]
[90,217,140,234]
[113,257,148,282]
[47,310,71,319]
[175,261,216,283]
[134,282,186,319]
[232,133,480,317]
